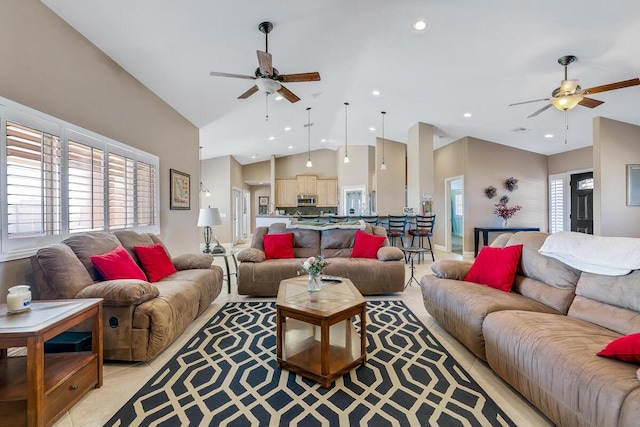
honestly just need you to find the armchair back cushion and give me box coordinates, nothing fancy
[32,244,93,299]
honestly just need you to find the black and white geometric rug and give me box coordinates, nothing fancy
[105,301,514,426]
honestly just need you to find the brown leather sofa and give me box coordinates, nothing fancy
[420,232,640,427]
[237,222,405,296]
[31,230,223,362]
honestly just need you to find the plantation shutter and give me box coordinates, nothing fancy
[136,161,156,226]
[108,153,135,229]
[6,121,61,238]
[68,140,105,232]
[549,175,565,233]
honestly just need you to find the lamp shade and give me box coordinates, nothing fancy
[551,94,583,111]
[197,208,222,227]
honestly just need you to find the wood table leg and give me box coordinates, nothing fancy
[321,320,330,383]
[276,308,282,369]
[26,335,45,427]
[360,305,367,364]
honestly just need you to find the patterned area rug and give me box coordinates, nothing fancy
[106,301,514,426]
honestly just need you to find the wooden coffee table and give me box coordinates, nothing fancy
[276,276,366,388]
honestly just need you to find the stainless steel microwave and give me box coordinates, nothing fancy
[297,195,317,206]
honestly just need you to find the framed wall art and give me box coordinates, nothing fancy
[627,164,640,206]
[170,169,191,210]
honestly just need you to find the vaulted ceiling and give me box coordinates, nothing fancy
[42,0,640,164]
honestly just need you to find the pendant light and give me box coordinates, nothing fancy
[380,111,387,170]
[343,102,350,163]
[305,107,313,168]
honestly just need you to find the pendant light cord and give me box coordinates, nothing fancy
[307,107,311,161]
[344,102,349,157]
[382,111,386,161]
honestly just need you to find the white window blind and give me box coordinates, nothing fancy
[108,153,135,230]
[549,175,565,233]
[68,140,105,232]
[136,161,156,227]
[6,121,61,238]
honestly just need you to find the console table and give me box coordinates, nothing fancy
[0,299,103,426]
[474,227,540,256]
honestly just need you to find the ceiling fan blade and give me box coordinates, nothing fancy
[256,50,273,75]
[278,72,321,83]
[527,104,553,118]
[508,98,550,107]
[578,97,605,108]
[580,78,640,95]
[237,85,259,99]
[277,85,301,103]
[210,71,256,80]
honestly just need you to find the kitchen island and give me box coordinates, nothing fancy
[256,215,293,228]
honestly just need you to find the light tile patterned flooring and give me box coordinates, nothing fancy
[52,244,553,427]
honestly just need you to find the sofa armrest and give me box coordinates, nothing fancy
[377,246,404,261]
[172,253,214,270]
[237,248,265,263]
[431,260,474,280]
[75,280,159,306]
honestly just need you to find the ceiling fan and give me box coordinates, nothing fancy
[209,21,320,103]
[509,55,640,118]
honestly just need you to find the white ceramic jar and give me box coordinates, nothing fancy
[7,285,31,313]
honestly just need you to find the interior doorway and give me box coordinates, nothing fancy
[570,171,593,234]
[242,190,250,239]
[232,188,242,244]
[342,185,367,216]
[445,176,464,255]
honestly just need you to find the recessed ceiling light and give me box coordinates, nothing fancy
[284,126,291,131]
[288,145,293,149]
[275,95,283,101]
[463,112,472,118]
[251,154,257,159]
[268,136,275,140]
[369,127,376,131]
[544,133,554,138]
[371,90,381,96]
[413,20,428,31]
[320,138,327,142]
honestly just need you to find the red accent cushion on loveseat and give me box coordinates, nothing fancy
[597,333,640,363]
[263,233,295,260]
[90,246,147,281]
[351,230,386,259]
[134,243,177,282]
[463,244,523,292]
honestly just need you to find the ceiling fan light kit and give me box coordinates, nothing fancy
[255,78,281,94]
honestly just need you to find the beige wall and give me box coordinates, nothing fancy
[0,0,200,301]
[376,138,406,215]
[433,137,548,253]
[275,149,337,179]
[407,122,435,212]
[593,117,640,237]
[251,185,270,228]
[242,160,270,183]
[548,146,593,175]
[201,156,231,243]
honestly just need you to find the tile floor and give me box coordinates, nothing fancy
[51,245,553,427]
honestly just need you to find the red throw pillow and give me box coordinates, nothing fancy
[263,233,294,260]
[463,244,523,292]
[597,333,640,363]
[351,230,386,259]
[90,246,147,281]
[134,243,177,282]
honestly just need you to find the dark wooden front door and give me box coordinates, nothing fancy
[570,171,593,234]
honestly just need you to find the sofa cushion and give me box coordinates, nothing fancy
[268,223,319,259]
[377,246,404,261]
[484,310,640,427]
[75,280,159,306]
[32,244,93,299]
[113,230,155,264]
[90,246,147,281]
[351,230,386,259]
[134,243,177,282]
[598,333,640,364]
[431,260,474,280]
[63,231,122,281]
[263,233,295,260]
[236,248,265,263]
[464,245,523,292]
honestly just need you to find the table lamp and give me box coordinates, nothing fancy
[197,207,224,253]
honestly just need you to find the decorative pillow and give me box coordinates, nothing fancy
[89,246,147,281]
[463,244,523,292]
[263,233,294,260]
[134,243,177,282]
[351,230,386,259]
[597,333,640,363]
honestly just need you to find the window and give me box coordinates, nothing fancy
[578,178,593,190]
[0,97,159,259]
[68,140,105,232]
[549,174,566,233]
[6,121,61,239]
[454,193,463,216]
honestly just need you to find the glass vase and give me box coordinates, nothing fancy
[502,218,509,228]
[307,273,321,292]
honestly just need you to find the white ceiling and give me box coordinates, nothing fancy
[42,0,640,164]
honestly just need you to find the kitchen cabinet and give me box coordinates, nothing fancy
[275,179,297,207]
[317,179,338,207]
[296,175,317,195]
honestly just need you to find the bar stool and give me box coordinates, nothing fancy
[408,214,436,262]
[299,215,320,222]
[386,215,407,248]
[360,215,379,226]
[329,215,348,223]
